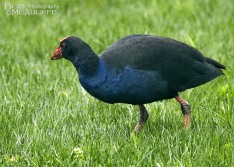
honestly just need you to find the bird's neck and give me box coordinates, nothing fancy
[72,49,100,77]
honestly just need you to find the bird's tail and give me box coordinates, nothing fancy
[206,57,226,70]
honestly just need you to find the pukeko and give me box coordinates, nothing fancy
[51,34,225,132]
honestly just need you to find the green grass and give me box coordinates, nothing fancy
[0,0,233,166]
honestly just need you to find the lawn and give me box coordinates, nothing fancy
[0,0,233,166]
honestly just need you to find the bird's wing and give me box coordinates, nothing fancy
[100,35,225,92]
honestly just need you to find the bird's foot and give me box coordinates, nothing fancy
[183,114,191,128]
[134,123,144,133]
[175,95,191,128]
[133,105,149,133]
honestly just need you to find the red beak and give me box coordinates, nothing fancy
[51,45,63,60]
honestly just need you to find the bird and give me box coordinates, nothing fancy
[51,34,225,132]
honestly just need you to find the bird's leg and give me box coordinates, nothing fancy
[175,96,191,127]
[134,104,149,133]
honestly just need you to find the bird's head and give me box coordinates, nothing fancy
[51,36,90,63]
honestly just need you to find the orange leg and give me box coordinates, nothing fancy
[175,96,191,127]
